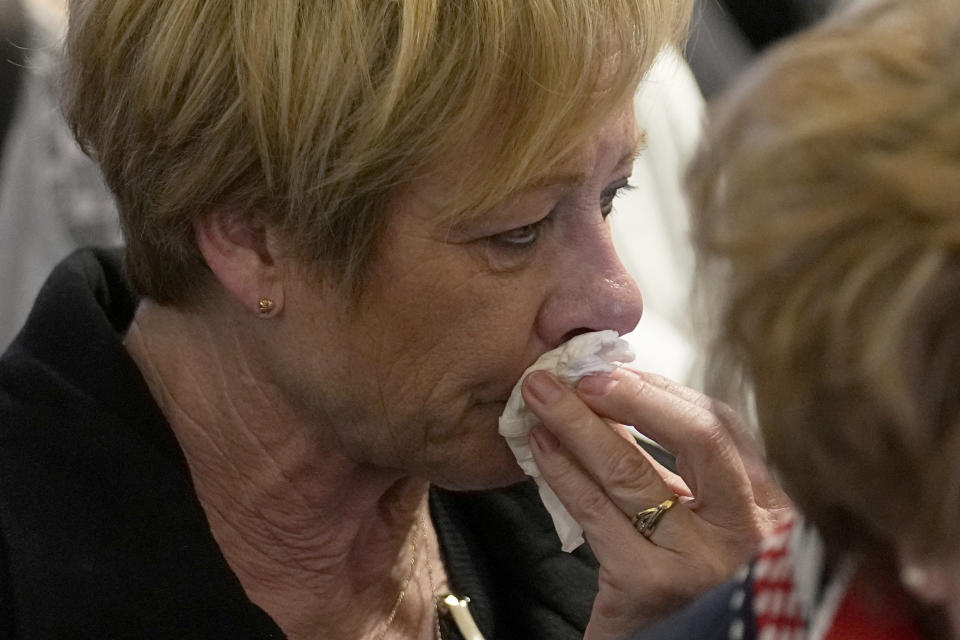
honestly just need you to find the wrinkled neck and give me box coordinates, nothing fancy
[123,300,442,639]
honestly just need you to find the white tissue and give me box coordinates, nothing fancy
[498,330,635,552]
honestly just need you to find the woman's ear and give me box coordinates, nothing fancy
[195,210,285,317]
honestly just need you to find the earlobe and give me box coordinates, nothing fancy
[195,210,286,318]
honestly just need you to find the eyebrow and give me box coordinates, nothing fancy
[527,130,648,191]
[625,129,648,164]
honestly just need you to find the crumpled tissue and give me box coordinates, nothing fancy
[498,330,635,552]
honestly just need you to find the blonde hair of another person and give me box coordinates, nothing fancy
[63,0,690,307]
[688,0,960,621]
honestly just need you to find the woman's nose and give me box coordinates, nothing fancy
[537,234,644,348]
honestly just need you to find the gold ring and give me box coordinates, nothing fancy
[631,495,679,539]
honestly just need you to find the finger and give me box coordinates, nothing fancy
[616,370,786,511]
[522,371,674,514]
[621,369,768,469]
[610,371,791,515]
[529,424,696,556]
[576,369,756,524]
[611,422,692,499]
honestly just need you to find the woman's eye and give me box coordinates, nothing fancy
[491,220,545,249]
[600,178,635,218]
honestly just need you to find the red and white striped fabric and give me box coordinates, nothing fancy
[749,517,925,640]
[752,517,807,640]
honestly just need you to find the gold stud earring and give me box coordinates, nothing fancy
[257,297,276,315]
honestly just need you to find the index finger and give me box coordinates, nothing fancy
[575,368,757,523]
[598,370,785,512]
[620,369,767,468]
[521,370,672,513]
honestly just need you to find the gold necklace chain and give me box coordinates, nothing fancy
[424,523,442,640]
[374,514,485,640]
[373,516,426,640]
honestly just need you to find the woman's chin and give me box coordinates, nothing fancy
[431,464,528,493]
[430,437,529,492]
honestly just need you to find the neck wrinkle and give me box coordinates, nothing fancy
[123,300,434,639]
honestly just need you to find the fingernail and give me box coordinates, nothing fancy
[531,425,560,452]
[524,371,564,404]
[578,374,619,396]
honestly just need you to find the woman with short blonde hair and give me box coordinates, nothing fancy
[63,0,687,305]
[0,2,785,638]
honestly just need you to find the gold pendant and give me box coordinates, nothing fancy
[437,594,486,640]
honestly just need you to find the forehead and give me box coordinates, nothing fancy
[532,114,643,190]
[403,106,641,225]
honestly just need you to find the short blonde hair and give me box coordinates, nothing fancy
[688,0,960,554]
[64,0,691,305]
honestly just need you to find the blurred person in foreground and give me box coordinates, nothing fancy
[685,0,960,637]
[0,1,788,638]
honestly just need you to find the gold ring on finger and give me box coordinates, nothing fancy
[631,495,679,539]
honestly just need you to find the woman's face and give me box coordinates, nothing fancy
[276,105,644,490]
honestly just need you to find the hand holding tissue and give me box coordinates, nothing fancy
[498,330,634,552]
